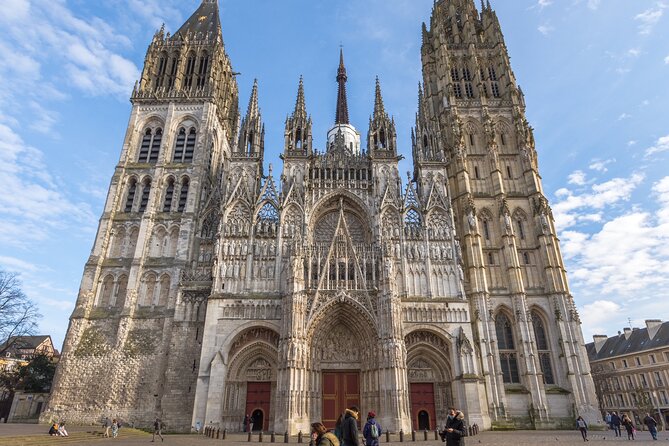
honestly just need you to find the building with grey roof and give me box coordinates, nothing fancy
[586,320,669,429]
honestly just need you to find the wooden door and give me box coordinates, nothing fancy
[322,371,360,429]
[246,382,271,431]
[410,383,436,430]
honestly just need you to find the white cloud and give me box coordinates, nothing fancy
[588,158,615,172]
[634,4,667,35]
[0,123,96,247]
[587,0,602,10]
[580,300,622,338]
[627,140,637,146]
[665,55,669,64]
[568,170,587,186]
[645,134,669,157]
[537,24,554,35]
[617,113,632,121]
[552,173,643,231]
[627,48,641,58]
[537,0,552,9]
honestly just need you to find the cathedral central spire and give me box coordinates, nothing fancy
[335,48,350,125]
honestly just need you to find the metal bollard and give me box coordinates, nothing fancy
[467,426,472,437]
[217,428,220,439]
[385,431,390,443]
[248,431,253,442]
[399,430,404,442]
[271,431,276,443]
[223,428,227,440]
[284,431,289,443]
[298,430,303,444]
[259,431,264,443]
[411,430,416,442]
[423,430,428,441]
[434,429,438,441]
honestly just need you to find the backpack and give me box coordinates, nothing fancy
[370,423,379,439]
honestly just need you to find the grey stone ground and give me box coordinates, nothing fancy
[0,426,666,446]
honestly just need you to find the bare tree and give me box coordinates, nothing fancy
[0,270,41,355]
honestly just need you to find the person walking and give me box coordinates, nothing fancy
[152,418,164,442]
[622,414,635,440]
[605,412,612,429]
[576,416,589,442]
[103,416,111,438]
[643,413,658,441]
[363,411,382,446]
[334,414,344,443]
[244,414,250,432]
[611,411,622,437]
[342,406,360,446]
[111,418,119,439]
[312,422,340,446]
[441,407,466,446]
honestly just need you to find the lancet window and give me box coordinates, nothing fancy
[532,311,555,385]
[138,128,162,163]
[496,312,520,384]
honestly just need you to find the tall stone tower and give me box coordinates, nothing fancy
[43,0,239,430]
[417,0,599,427]
[45,0,600,433]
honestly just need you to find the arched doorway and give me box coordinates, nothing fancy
[307,296,378,429]
[405,330,453,429]
[251,409,264,432]
[418,410,430,430]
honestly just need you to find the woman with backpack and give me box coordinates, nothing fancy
[363,411,382,446]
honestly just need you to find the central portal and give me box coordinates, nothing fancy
[322,371,360,429]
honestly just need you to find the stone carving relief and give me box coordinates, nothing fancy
[245,358,273,381]
[313,325,361,363]
[228,327,280,360]
[407,358,435,382]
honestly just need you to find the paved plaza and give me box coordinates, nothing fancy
[0,426,666,446]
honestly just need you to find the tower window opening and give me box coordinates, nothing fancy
[423,134,429,149]
[184,53,196,88]
[295,128,302,149]
[463,67,473,81]
[488,252,494,265]
[488,66,498,81]
[155,53,167,89]
[167,58,178,89]
[453,84,462,99]
[149,128,162,163]
[492,82,500,98]
[465,83,474,98]
[138,128,161,163]
[496,313,520,383]
[247,131,254,155]
[124,179,137,212]
[196,53,209,88]
[139,179,151,213]
[517,220,525,239]
[483,220,490,240]
[469,134,474,146]
[474,165,480,179]
[163,179,175,212]
[506,165,512,178]
[523,252,530,265]
[184,128,196,163]
[450,68,460,82]
[379,129,386,148]
[138,129,152,162]
[173,128,186,162]
[178,178,189,212]
[501,133,506,146]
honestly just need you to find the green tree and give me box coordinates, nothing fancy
[0,354,56,394]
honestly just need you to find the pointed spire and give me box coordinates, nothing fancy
[174,0,221,41]
[373,76,386,119]
[417,82,425,120]
[294,76,307,118]
[246,79,259,119]
[335,48,350,125]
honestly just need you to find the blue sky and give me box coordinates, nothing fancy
[0,0,668,350]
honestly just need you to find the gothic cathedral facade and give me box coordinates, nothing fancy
[44,0,600,432]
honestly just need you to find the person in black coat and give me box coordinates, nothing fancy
[610,411,621,437]
[341,406,360,446]
[440,408,466,446]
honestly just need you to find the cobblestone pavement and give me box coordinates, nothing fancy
[0,427,666,446]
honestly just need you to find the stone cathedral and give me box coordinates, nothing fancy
[44,0,600,433]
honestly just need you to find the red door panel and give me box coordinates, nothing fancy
[246,382,271,431]
[410,383,435,430]
[322,371,360,429]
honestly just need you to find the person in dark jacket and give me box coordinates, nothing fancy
[362,411,382,446]
[334,414,344,443]
[611,412,622,437]
[341,406,360,446]
[312,422,340,446]
[441,408,466,446]
[643,413,658,440]
[622,414,635,440]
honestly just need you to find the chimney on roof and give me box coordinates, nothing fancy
[646,319,662,340]
[593,335,608,353]
[623,327,632,339]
